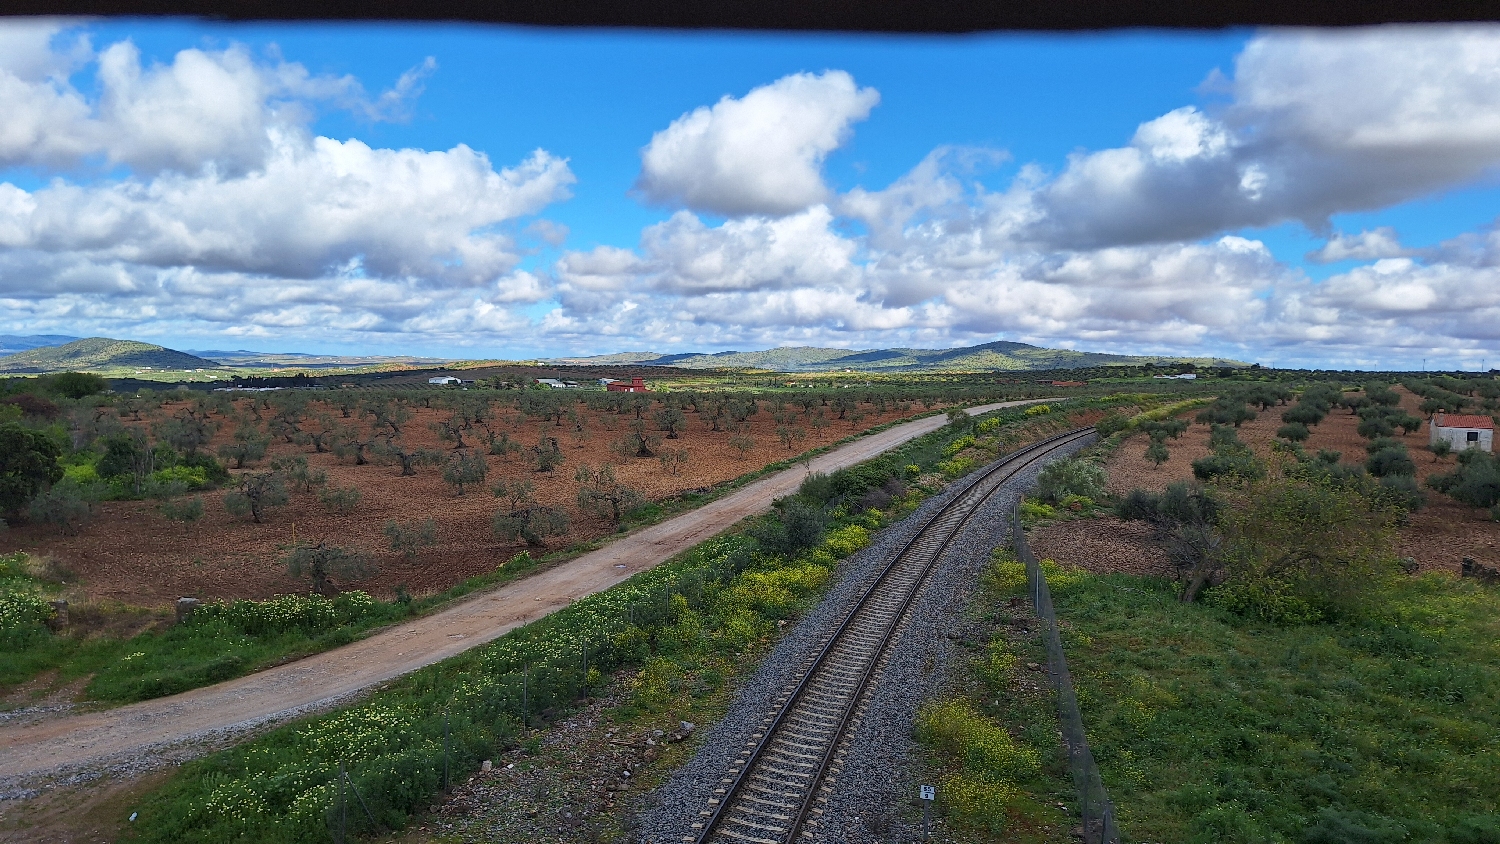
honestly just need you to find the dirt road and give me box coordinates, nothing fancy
[0,401,1042,784]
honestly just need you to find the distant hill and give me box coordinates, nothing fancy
[0,334,80,356]
[552,340,1247,373]
[187,349,452,369]
[0,338,219,374]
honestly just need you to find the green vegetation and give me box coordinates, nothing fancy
[1050,566,1500,844]
[0,551,405,703]
[914,550,1072,842]
[0,423,63,518]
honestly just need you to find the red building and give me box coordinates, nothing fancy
[606,376,650,393]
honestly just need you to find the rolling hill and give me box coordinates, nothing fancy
[0,338,220,374]
[552,340,1247,372]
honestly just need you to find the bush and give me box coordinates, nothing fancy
[1210,476,1402,624]
[28,481,93,534]
[1095,413,1129,438]
[45,372,107,399]
[384,518,438,559]
[1033,457,1106,505]
[318,484,361,515]
[1192,449,1263,483]
[1376,474,1426,513]
[1276,422,1311,442]
[751,499,827,557]
[1281,404,1326,426]
[1357,416,1395,439]
[1115,488,1160,521]
[1428,450,1500,508]
[1366,446,1416,478]
[1019,499,1056,522]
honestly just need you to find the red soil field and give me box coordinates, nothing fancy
[0,396,936,607]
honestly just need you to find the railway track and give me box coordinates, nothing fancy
[687,427,1096,844]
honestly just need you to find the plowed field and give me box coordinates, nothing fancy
[0,396,938,606]
[1088,386,1499,576]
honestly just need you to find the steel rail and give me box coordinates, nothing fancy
[691,426,1095,844]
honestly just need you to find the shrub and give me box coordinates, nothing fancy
[1034,457,1106,505]
[1281,404,1326,426]
[822,524,870,558]
[1357,416,1395,439]
[1210,476,1401,623]
[159,496,204,528]
[318,484,361,515]
[1024,404,1052,417]
[1276,422,1311,442]
[1427,450,1500,508]
[45,372,107,399]
[1115,488,1161,522]
[751,499,827,557]
[384,519,439,560]
[1019,499,1056,522]
[28,481,93,534]
[1094,413,1129,438]
[915,699,1041,803]
[1192,448,1263,483]
[1366,446,1416,478]
[285,544,376,596]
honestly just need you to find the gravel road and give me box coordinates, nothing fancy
[0,401,1046,794]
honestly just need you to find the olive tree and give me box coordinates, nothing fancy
[224,471,289,523]
[575,464,645,525]
[285,543,375,597]
[384,518,438,560]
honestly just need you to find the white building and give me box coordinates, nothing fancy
[428,376,462,385]
[536,378,582,389]
[1431,412,1494,453]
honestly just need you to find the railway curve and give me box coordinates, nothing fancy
[688,427,1095,844]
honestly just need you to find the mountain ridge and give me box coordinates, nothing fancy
[550,340,1247,372]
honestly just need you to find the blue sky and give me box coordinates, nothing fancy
[3,20,1500,369]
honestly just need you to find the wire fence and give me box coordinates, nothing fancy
[1013,505,1121,844]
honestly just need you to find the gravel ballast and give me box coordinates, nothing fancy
[634,435,1095,844]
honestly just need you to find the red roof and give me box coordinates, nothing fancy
[1438,414,1495,430]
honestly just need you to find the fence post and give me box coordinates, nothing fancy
[521,663,530,727]
[443,710,451,793]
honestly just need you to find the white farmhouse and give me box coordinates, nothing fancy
[1431,412,1494,453]
[428,375,462,385]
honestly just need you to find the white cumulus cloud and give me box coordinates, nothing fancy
[636,71,879,217]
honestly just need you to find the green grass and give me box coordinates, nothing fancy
[0,582,410,705]
[913,549,1074,842]
[1047,565,1500,843]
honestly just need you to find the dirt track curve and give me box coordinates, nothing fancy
[0,401,1043,784]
